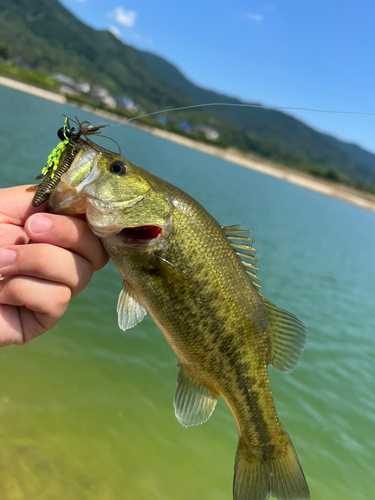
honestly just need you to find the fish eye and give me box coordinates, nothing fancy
[109,160,127,175]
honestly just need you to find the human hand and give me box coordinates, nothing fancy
[0,185,109,346]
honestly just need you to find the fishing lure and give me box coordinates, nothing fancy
[27,117,113,207]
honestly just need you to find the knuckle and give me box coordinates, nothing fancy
[10,277,24,303]
[74,259,93,295]
[93,246,110,272]
[55,284,71,310]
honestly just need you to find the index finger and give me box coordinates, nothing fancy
[0,185,47,225]
[0,186,47,246]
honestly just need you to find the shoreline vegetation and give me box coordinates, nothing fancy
[2,74,375,213]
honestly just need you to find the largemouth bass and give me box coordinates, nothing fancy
[48,146,310,500]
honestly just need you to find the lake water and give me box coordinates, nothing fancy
[0,84,374,499]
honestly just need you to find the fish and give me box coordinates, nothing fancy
[47,145,310,500]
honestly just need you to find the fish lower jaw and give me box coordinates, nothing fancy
[87,223,121,239]
[48,189,88,215]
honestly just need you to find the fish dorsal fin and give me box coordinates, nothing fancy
[117,280,147,331]
[262,298,307,373]
[223,225,262,295]
[174,365,218,427]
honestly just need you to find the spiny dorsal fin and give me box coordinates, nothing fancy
[117,280,147,331]
[174,365,218,427]
[223,225,262,295]
[262,298,307,373]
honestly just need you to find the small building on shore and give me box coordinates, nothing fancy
[195,125,220,141]
[90,85,117,109]
[51,73,90,96]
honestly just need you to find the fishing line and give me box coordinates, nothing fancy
[107,101,375,129]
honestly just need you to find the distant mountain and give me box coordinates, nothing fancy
[139,51,375,186]
[322,134,375,179]
[1,0,375,186]
[0,0,192,109]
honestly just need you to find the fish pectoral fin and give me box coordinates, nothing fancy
[117,280,147,331]
[174,365,218,427]
[262,298,307,373]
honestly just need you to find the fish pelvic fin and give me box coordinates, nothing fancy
[234,432,310,500]
[117,280,147,331]
[174,365,218,427]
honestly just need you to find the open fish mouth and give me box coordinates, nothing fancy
[118,225,163,245]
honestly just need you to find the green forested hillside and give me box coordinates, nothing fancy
[139,51,375,185]
[0,0,192,109]
[1,0,375,187]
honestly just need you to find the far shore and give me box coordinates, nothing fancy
[2,74,375,213]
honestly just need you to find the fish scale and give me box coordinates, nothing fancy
[47,146,310,500]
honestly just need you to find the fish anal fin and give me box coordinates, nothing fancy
[173,365,218,427]
[262,298,307,373]
[117,280,147,331]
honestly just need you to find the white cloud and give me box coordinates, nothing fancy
[109,25,121,39]
[247,13,263,22]
[108,7,137,27]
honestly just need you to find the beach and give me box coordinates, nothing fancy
[1,74,375,213]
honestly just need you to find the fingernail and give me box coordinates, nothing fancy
[0,249,16,268]
[30,214,53,233]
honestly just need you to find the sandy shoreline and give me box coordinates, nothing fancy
[2,74,375,213]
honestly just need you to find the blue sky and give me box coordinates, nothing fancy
[59,0,375,153]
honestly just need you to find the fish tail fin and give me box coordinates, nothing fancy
[234,433,310,500]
